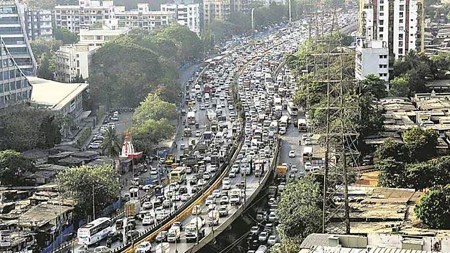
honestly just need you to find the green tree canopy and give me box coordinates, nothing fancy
[0,150,35,186]
[360,75,387,99]
[133,94,178,124]
[276,177,322,241]
[53,27,79,44]
[389,75,410,97]
[415,185,450,229]
[0,106,61,151]
[375,138,408,162]
[403,128,438,162]
[376,158,406,188]
[57,165,120,218]
[131,118,175,155]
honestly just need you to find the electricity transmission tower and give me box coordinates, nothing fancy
[301,1,360,234]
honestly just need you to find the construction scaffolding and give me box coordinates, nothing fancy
[301,4,360,234]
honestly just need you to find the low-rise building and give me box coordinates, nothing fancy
[355,39,389,83]
[111,4,175,31]
[55,43,99,82]
[79,27,128,47]
[28,77,89,120]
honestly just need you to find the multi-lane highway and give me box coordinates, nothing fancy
[69,9,357,253]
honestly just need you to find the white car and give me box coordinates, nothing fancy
[180,193,190,201]
[200,104,205,110]
[142,201,152,210]
[291,165,298,173]
[288,150,296,158]
[88,142,101,149]
[135,241,152,253]
[93,246,111,253]
[267,235,277,245]
[142,216,155,226]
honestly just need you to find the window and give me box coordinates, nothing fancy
[379,64,388,68]
[400,5,404,11]
[379,27,384,32]
[379,55,388,59]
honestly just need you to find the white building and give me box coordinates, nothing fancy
[55,44,99,83]
[23,9,53,40]
[28,76,88,118]
[111,4,175,32]
[79,27,128,47]
[161,3,200,35]
[54,0,115,34]
[359,0,425,60]
[355,39,389,84]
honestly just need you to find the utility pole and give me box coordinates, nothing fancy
[92,184,96,221]
[302,0,358,234]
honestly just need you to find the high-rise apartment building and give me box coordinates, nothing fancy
[0,38,33,109]
[23,8,53,41]
[0,1,37,76]
[359,0,425,60]
[161,3,200,35]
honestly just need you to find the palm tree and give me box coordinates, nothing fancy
[101,127,121,157]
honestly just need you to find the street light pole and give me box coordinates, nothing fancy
[251,8,255,32]
[92,184,96,221]
[288,0,292,23]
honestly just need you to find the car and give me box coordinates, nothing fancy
[88,142,101,149]
[267,235,277,245]
[155,231,168,242]
[200,104,205,110]
[94,246,111,253]
[180,193,190,201]
[212,189,221,198]
[142,202,152,210]
[250,226,259,235]
[179,186,188,194]
[206,195,215,206]
[162,199,172,208]
[192,205,202,215]
[135,241,152,253]
[219,196,229,205]
[127,230,140,241]
[142,185,153,192]
[258,231,269,243]
[142,215,155,226]
[196,130,202,137]
[288,150,296,158]
[229,171,236,178]
[256,245,268,253]
[208,203,217,211]
[218,205,228,217]
[268,212,278,222]
[291,165,298,173]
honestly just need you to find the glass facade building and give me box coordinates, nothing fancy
[0,38,32,109]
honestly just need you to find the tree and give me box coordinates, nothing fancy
[57,165,120,218]
[403,128,438,162]
[131,118,175,154]
[389,75,410,97]
[415,185,450,229]
[360,75,387,99]
[276,177,322,241]
[405,162,436,190]
[0,150,35,186]
[53,27,79,44]
[133,94,178,124]
[101,127,121,157]
[0,105,62,151]
[376,158,406,188]
[375,138,408,162]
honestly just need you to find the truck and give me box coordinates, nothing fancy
[276,165,287,179]
[207,210,220,226]
[124,200,140,218]
[187,111,196,125]
[298,118,307,132]
[185,224,205,243]
[229,189,242,205]
[167,226,181,243]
